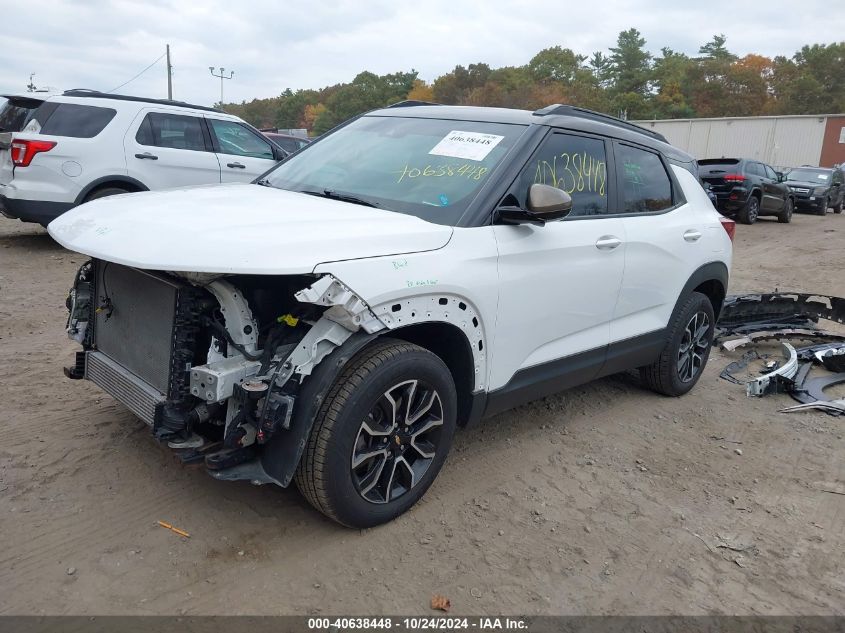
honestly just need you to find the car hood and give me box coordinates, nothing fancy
[785,179,826,187]
[48,183,453,274]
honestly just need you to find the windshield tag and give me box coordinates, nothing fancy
[817,174,828,180]
[429,130,504,162]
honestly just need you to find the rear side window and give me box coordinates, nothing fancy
[136,112,207,151]
[748,162,765,177]
[616,143,673,213]
[36,103,116,138]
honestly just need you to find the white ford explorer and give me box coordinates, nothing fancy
[50,102,734,527]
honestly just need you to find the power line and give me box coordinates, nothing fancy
[108,52,167,93]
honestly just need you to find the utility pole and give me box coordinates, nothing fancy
[166,44,173,100]
[27,74,37,93]
[209,67,234,105]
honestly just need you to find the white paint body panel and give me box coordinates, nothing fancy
[48,183,454,274]
[610,167,732,343]
[314,227,499,391]
[123,108,222,189]
[490,218,625,390]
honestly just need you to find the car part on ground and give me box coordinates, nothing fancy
[744,342,798,397]
[717,292,845,402]
[781,399,845,415]
[719,328,845,352]
[717,293,845,337]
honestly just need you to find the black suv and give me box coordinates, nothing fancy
[699,158,793,224]
[783,166,844,215]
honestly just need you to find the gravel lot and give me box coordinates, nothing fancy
[1,211,843,615]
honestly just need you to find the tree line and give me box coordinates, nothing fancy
[220,31,845,135]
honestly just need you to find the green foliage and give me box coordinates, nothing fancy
[217,34,845,133]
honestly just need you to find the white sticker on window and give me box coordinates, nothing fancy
[817,174,829,180]
[429,130,504,162]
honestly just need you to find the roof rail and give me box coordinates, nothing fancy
[534,104,668,143]
[387,100,441,108]
[61,89,222,113]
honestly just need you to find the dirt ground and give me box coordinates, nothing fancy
[0,211,843,616]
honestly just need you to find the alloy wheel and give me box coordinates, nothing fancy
[677,311,711,383]
[351,379,444,504]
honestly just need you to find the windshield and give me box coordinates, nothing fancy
[786,168,831,182]
[262,115,527,225]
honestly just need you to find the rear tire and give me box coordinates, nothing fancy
[777,197,793,224]
[737,196,759,224]
[640,292,715,397]
[84,187,130,203]
[295,339,457,528]
[834,199,843,214]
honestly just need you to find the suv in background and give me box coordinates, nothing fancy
[699,158,793,224]
[51,102,732,527]
[783,165,844,215]
[0,90,287,226]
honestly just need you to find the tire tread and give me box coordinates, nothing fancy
[295,339,428,525]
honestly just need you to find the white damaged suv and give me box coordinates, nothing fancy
[51,102,733,527]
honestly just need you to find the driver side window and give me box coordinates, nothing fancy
[207,119,274,159]
[512,132,609,217]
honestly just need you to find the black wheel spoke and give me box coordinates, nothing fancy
[351,379,444,504]
[677,311,711,383]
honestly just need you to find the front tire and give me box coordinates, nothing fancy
[640,292,715,397]
[295,339,457,528]
[815,197,828,216]
[777,197,793,223]
[738,196,759,224]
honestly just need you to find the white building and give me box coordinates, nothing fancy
[632,114,845,169]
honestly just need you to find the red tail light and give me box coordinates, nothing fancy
[723,173,745,182]
[720,216,736,241]
[10,139,57,167]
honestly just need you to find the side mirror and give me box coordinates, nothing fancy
[775,171,784,182]
[527,183,573,218]
[495,184,573,226]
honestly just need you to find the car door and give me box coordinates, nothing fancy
[124,109,221,189]
[206,117,278,183]
[490,130,625,393]
[610,141,710,355]
[755,162,778,211]
[763,164,787,209]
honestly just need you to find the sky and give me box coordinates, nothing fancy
[1,0,843,107]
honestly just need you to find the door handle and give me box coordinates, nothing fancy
[595,236,622,251]
[683,229,702,242]
[227,162,246,169]
[134,152,158,160]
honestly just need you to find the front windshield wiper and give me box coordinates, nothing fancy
[299,189,380,208]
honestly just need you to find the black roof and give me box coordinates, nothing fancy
[369,102,689,161]
[61,89,222,113]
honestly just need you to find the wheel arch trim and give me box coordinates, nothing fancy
[74,175,149,206]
